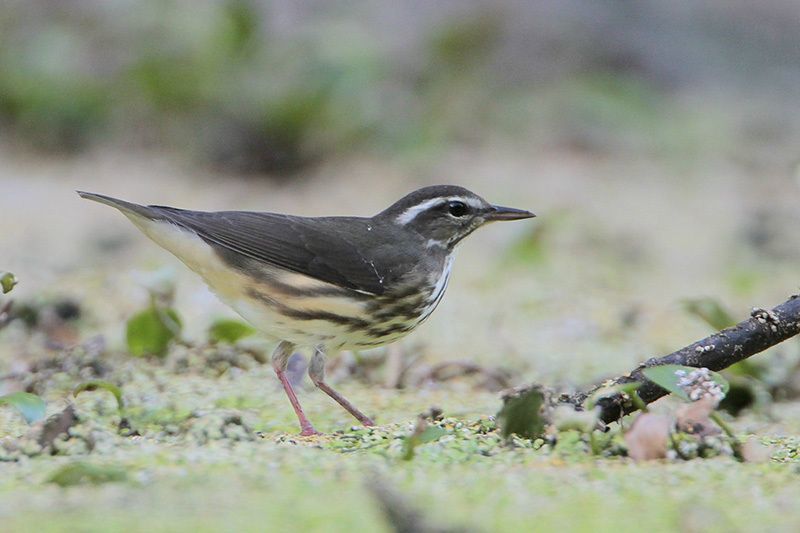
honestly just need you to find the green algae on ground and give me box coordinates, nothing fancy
[48,461,128,487]
[1,285,799,532]
[0,345,799,531]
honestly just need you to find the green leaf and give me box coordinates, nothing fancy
[48,462,128,487]
[496,386,546,440]
[642,364,729,402]
[0,272,17,294]
[74,381,124,411]
[682,298,736,331]
[208,318,256,344]
[416,425,446,444]
[0,392,46,424]
[126,306,182,357]
[402,424,446,461]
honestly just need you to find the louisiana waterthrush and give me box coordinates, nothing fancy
[79,185,535,435]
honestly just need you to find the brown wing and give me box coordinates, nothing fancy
[150,206,398,295]
[79,191,423,296]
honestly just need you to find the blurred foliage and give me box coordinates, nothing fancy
[401,418,447,461]
[1,2,766,173]
[0,272,17,294]
[429,12,500,71]
[682,298,736,331]
[126,306,182,358]
[208,318,256,344]
[0,74,109,151]
[0,392,46,424]
[0,1,507,173]
[526,73,731,162]
[48,462,128,487]
[125,268,182,357]
[74,381,125,412]
[496,385,546,440]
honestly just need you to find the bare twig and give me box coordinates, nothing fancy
[384,344,410,389]
[366,475,473,533]
[417,361,511,391]
[571,294,800,424]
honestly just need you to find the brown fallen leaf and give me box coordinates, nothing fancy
[676,397,721,437]
[36,404,78,449]
[625,413,672,461]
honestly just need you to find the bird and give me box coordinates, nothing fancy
[78,185,535,435]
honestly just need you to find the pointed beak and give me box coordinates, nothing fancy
[486,205,536,221]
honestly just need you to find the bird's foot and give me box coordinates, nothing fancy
[299,425,321,437]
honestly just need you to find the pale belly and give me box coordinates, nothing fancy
[129,215,452,349]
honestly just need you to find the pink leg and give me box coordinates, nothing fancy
[272,341,319,436]
[309,347,375,427]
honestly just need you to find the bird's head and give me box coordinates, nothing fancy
[377,185,535,249]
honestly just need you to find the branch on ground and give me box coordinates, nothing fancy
[570,294,800,424]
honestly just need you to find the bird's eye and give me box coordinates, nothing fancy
[447,201,468,217]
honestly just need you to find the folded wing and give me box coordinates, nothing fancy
[150,206,392,295]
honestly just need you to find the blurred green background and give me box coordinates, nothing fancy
[2,0,799,172]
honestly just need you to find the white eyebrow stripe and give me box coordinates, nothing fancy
[395,198,443,225]
[457,196,485,210]
[395,196,482,225]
